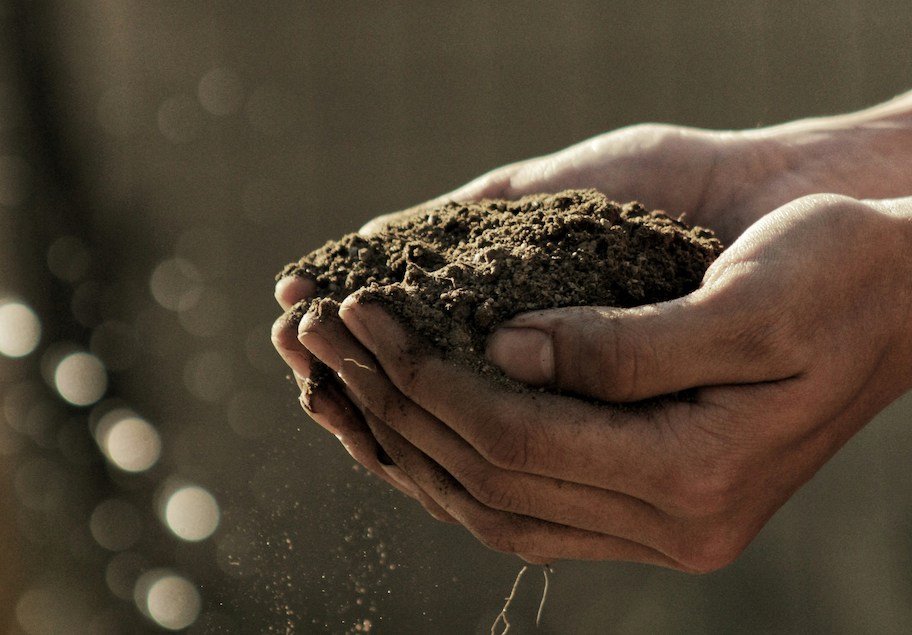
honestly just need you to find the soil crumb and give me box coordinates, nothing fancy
[280,189,723,390]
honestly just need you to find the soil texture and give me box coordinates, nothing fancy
[280,189,723,392]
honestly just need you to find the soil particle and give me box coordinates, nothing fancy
[280,189,723,392]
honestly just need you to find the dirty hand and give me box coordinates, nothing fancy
[298,194,912,570]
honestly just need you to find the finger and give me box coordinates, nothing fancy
[271,306,314,379]
[299,306,663,544]
[364,411,470,524]
[298,371,427,500]
[319,309,672,549]
[297,306,458,522]
[363,409,684,568]
[374,381,675,552]
[484,272,805,403]
[275,303,428,504]
[274,274,315,311]
[336,298,696,502]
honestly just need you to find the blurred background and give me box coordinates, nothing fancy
[1,1,911,633]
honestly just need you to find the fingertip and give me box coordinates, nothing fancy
[338,294,382,354]
[275,274,315,311]
[297,329,342,373]
[272,313,314,378]
[486,327,554,386]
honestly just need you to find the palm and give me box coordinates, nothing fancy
[366,124,814,246]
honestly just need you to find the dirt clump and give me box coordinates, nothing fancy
[280,189,723,391]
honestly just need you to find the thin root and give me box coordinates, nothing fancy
[491,565,527,635]
[342,357,376,372]
[536,566,552,627]
[490,564,553,634]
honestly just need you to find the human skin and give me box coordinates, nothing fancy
[273,92,912,571]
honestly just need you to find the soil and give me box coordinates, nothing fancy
[280,189,723,394]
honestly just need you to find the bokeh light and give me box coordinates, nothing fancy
[163,484,220,542]
[15,584,89,635]
[183,349,234,403]
[177,287,229,337]
[53,351,108,406]
[70,280,102,328]
[46,235,91,283]
[134,569,202,631]
[198,67,244,116]
[149,257,204,311]
[90,498,143,551]
[175,226,228,281]
[0,299,41,358]
[95,408,162,473]
[105,551,148,601]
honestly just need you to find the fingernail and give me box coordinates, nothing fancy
[339,297,376,353]
[486,327,554,386]
[298,330,342,372]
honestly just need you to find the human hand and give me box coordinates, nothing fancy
[272,94,912,565]
[360,100,912,246]
[297,194,912,570]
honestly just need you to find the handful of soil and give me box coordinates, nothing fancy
[279,189,723,390]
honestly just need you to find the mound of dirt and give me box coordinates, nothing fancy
[280,189,723,392]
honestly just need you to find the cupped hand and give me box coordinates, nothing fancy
[300,194,912,570]
[359,117,910,246]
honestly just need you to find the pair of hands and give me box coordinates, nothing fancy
[274,115,912,571]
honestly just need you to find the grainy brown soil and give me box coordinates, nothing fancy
[280,189,723,392]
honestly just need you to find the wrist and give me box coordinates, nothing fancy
[871,197,912,392]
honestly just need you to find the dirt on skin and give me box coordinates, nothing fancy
[279,189,723,393]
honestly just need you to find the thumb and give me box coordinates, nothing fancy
[485,291,797,402]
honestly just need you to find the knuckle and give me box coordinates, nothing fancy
[469,516,524,554]
[548,307,659,402]
[608,328,649,402]
[731,305,810,376]
[676,528,745,574]
[669,463,739,519]
[675,513,754,573]
[583,313,653,402]
[661,463,750,572]
[466,472,526,513]
[476,423,529,471]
